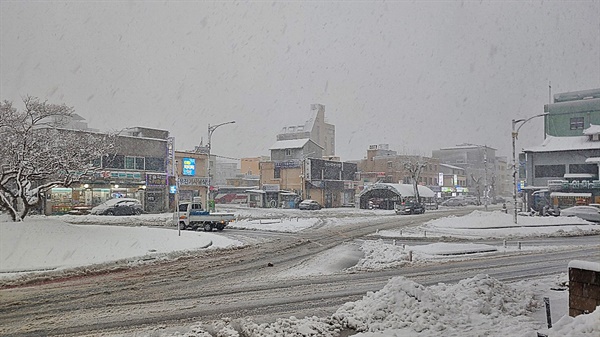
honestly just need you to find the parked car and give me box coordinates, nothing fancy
[395,201,425,215]
[298,199,321,210]
[90,198,144,215]
[441,198,467,207]
[559,206,600,222]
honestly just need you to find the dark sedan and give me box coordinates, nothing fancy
[395,201,426,215]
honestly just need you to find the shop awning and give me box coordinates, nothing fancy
[550,192,592,198]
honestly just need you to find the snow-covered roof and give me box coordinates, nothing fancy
[583,124,600,136]
[438,144,497,151]
[359,183,435,198]
[440,163,465,171]
[585,157,600,163]
[523,135,600,153]
[269,138,324,150]
[269,138,310,150]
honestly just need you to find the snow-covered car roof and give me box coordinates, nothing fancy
[98,198,141,206]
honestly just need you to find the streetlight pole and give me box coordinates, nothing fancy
[206,121,235,211]
[511,113,547,224]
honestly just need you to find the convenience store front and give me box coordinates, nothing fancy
[46,171,167,215]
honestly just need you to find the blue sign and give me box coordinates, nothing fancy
[169,185,177,193]
[182,157,196,176]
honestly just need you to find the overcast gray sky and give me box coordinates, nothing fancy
[1,1,599,161]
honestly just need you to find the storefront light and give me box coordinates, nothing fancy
[113,184,119,189]
[83,184,89,189]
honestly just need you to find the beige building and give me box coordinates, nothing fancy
[276,103,336,157]
[173,150,209,205]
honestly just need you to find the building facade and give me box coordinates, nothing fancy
[355,144,441,191]
[521,88,600,211]
[432,144,498,198]
[47,127,170,215]
[172,150,209,206]
[276,103,336,157]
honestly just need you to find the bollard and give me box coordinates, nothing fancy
[400,229,402,236]
[408,250,413,262]
[424,230,427,238]
[544,297,552,328]
[503,240,506,248]
[402,244,405,249]
[393,239,396,246]
[518,241,522,250]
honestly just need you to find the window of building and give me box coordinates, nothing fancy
[104,154,124,169]
[569,164,597,175]
[274,167,281,179]
[285,149,292,156]
[125,156,145,170]
[387,161,393,168]
[145,157,165,171]
[535,165,566,178]
[570,117,584,130]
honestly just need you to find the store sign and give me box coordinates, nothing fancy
[182,157,196,176]
[438,173,444,186]
[97,171,142,180]
[178,177,209,186]
[147,173,167,186]
[263,184,280,192]
[275,160,301,168]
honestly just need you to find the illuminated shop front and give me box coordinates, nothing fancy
[46,171,167,215]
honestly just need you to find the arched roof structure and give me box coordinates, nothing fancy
[358,183,435,209]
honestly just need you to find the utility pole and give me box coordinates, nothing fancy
[206,121,235,211]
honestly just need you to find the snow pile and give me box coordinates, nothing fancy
[61,213,175,227]
[542,306,600,336]
[332,274,539,336]
[349,240,499,271]
[159,274,599,337]
[349,240,410,271]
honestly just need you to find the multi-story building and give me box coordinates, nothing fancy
[47,126,170,214]
[439,163,468,197]
[545,88,600,137]
[432,144,497,197]
[172,150,209,205]
[276,103,336,157]
[494,156,511,197]
[356,144,441,189]
[522,88,600,210]
[255,137,356,208]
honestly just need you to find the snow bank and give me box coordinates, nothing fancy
[159,274,598,337]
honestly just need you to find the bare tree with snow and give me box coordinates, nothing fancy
[403,158,428,203]
[0,96,116,221]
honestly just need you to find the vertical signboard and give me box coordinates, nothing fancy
[182,157,196,176]
[167,137,175,177]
